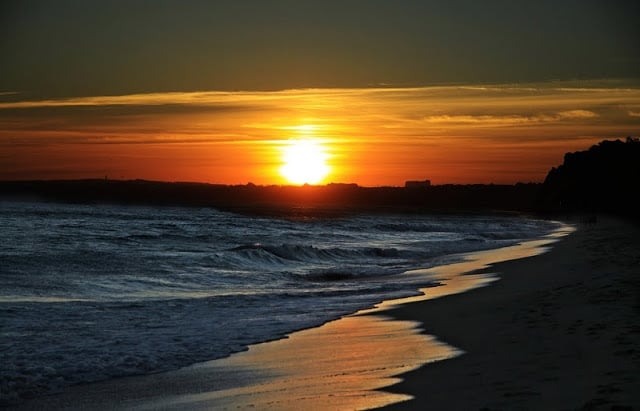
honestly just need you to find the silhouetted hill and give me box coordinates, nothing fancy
[540,137,640,216]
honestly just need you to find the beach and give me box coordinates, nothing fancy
[4,1,639,409]
[384,216,640,410]
[16,216,639,410]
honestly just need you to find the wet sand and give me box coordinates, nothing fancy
[383,217,640,410]
[17,217,639,410]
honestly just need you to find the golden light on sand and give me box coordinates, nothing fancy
[280,139,330,185]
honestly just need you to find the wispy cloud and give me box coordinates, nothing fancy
[0,91,253,109]
[421,110,599,125]
[1,81,639,184]
[1,82,637,146]
[556,110,598,119]
[0,82,638,111]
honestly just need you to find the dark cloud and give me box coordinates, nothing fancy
[1,0,638,98]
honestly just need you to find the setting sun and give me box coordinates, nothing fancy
[280,139,330,185]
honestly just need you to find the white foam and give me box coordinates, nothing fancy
[0,202,560,403]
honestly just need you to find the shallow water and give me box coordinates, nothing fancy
[0,201,558,402]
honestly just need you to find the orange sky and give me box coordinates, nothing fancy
[1,82,639,186]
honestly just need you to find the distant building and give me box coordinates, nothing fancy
[327,183,359,189]
[404,179,431,189]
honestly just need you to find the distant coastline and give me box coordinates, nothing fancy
[0,179,544,216]
[3,138,636,217]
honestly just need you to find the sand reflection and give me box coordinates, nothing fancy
[19,225,574,411]
[143,227,573,410]
[146,314,458,410]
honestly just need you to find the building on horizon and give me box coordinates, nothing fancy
[404,179,431,189]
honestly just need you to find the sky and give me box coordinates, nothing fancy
[1,0,639,185]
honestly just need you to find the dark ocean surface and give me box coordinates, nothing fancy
[0,201,559,402]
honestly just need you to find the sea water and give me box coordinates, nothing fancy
[0,201,558,403]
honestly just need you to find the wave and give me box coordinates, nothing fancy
[121,232,215,242]
[295,265,402,282]
[1,201,562,404]
[228,243,402,263]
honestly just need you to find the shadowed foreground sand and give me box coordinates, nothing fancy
[17,217,639,410]
[383,217,640,410]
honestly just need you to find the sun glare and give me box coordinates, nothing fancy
[280,139,330,185]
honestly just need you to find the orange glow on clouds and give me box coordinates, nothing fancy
[0,81,639,185]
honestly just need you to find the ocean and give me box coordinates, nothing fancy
[0,201,559,403]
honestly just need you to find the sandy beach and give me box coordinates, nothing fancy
[4,1,639,408]
[384,216,640,410]
[16,216,639,410]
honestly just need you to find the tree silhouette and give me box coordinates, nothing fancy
[540,137,640,216]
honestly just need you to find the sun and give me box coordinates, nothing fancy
[280,139,330,185]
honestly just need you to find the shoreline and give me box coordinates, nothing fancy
[382,216,640,410]
[14,223,579,410]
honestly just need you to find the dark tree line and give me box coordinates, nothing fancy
[539,137,640,216]
[1,137,638,218]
